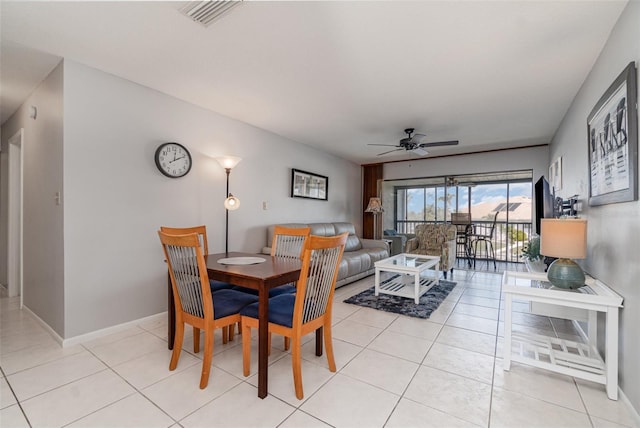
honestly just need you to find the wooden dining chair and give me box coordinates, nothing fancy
[161,225,234,351]
[229,226,311,344]
[240,232,348,399]
[158,231,258,389]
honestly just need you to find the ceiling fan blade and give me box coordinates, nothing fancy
[377,148,405,156]
[411,147,429,156]
[368,143,401,147]
[418,140,459,148]
[411,133,427,143]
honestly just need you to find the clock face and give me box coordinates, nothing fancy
[155,142,192,178]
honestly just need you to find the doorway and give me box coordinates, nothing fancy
[8,128,23,306]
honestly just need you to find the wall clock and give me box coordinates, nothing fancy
[154,142,192,178]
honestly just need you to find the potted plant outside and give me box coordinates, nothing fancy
[522,236,545,272]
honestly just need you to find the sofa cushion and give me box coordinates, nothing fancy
[333,222,362,252]
[341,250,371,278]
[365,247,389,264]
[309,223,337,237]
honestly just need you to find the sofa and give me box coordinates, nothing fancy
[263,222,389,288]
[404,223,457,279]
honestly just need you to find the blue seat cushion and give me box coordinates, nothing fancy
[212,289,259,320]
[231,283,296,297]
[210,280,234,293]
[240,294,295,328]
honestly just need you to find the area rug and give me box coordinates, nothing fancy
[343,280,456,319]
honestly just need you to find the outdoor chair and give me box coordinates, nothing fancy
[469,211,499,270]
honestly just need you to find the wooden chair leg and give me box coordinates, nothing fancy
[222,326,228,344]
[241,320,252,377]
[228,323,236,342]
[324,321,337,372]
[291,335,304,400]
[284,337,290,351]
[199,327,214,389]
[193,327,200,353]
[170,321,185,370]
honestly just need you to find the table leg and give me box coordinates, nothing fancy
[503,293,513,370]
[374,268,380,296]
[315,327,323,356]
[588,309,597,347]
[605,307,619,400]
[414,273,420,304]
[257,286,269,399]
[168,271,175,350]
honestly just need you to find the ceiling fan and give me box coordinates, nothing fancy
[369,128,459,156]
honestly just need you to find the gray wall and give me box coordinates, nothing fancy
[550,1,640,413]
[0,59,361,339]
[0,62,65,335]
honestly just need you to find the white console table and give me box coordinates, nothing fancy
[502,271,623,400]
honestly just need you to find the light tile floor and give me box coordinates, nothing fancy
[1,270,637,427]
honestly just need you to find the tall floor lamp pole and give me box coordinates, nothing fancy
[215,156,242,256]
[224,167,231,255]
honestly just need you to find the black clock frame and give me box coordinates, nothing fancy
[154,142,192,178]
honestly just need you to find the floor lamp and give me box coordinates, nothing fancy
[215,156,241,255]
[365,197,384,240]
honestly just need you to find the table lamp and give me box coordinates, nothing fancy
[365,197,384,240]
[540,218,587,289]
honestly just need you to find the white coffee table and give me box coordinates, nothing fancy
[374,253,440,303]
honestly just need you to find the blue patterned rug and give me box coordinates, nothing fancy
[343,280,456,319]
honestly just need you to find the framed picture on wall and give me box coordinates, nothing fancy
[587,61,638,206]
[549,156,562,191]
[291,168,328,201]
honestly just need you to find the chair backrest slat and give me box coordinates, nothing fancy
[271,226,311,259]
[159,231,212,320]
[294,233,348,326]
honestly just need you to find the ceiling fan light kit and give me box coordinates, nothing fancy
[369,128,459,156]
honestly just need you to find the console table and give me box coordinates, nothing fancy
[502,271,623,400]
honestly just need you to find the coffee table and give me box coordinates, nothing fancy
[374,253,440,303]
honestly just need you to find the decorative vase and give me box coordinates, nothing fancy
[525,258,546,273]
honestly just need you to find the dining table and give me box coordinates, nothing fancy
[167,251,322,399]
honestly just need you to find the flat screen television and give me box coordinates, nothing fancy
[534,176,555,235]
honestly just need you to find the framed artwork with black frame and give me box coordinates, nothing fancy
[291,168,328,201]
[587,61,638,206]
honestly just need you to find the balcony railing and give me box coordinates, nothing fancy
[395,220,533,263]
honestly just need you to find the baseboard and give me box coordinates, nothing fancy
[62,312,167,348]
[18,306,167,348]
[22,305,65,346]
[619,389,640,427]
[571,319,640,422]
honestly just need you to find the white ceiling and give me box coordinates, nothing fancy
[0,1,627,165]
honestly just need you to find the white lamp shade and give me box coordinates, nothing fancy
[215,156,242,170]
[540,218,587,259]
[224,194,241,210]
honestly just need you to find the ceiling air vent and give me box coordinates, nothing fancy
[179,1,242,28]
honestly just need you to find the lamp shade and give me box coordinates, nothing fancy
[224,194,241,210]
[215,156,242,170]
[365,197,384,214]
[540,218,587,259]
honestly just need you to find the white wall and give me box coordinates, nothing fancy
[61,60,361,338]
[0,62,65,335]
[550,1,640,414]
